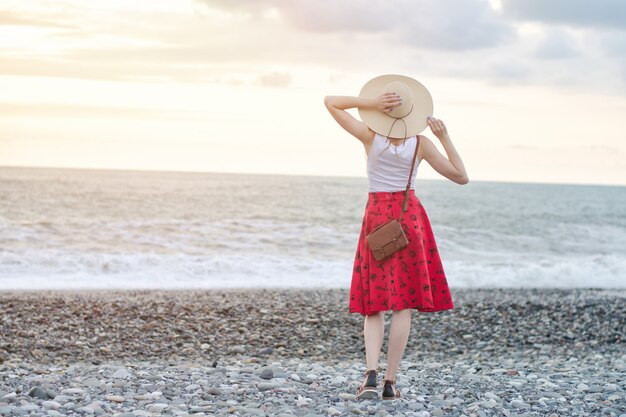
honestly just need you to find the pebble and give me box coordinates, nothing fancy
[111,368,131,379]
[28,386,51,400]
[331,375,347,386]
[41,400,62,409]
[327,406,342,416]
[256,382,276,391]
[105,394,125,402]
[259,367,274,380]
[0,288,623,416]
[510,399,530,408]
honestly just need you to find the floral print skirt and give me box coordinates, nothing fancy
[349,189,455,316]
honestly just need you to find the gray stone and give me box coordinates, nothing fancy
[408,402,425,411]
[0,406,13,415]
[510,399,530,408]
[327,407,342,416]
[112,368,131,379]
[83,377,101,387]
[61,388,85,395]
[256,382,276,391]
[203,387,223,396]
[105,395,125,403]
[229,345,245,354]
[483,399,498,408]
[42,400,62,409]
[331,376,347,386]
[28,386,52,400]
[259,368,274,380]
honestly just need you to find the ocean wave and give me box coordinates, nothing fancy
[0,250,624,290]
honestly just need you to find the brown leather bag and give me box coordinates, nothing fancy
[365,136,420,261]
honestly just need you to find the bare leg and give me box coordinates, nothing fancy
[384,309,412,380]
[363,311,384,371]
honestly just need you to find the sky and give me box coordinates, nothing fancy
[1,0,626,186]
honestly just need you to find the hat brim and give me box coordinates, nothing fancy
[358,74,433,139]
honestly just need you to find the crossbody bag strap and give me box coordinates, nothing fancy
[399,135,420,222]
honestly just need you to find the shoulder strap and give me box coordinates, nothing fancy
[399,135,420,220]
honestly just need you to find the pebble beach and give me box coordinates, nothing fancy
[1,288,625,417]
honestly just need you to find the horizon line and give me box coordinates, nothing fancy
[1,164,624,188]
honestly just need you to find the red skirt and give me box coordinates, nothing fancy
[349,189,455,315]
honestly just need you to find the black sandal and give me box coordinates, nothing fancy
[382,378,401,400]
[355,369,378,399]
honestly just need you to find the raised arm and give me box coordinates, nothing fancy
[324,94,402,143]
[420,117,469,185]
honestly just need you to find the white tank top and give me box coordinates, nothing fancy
[366,133,421,192]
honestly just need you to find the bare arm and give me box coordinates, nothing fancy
[324,94,402,143]
[421,117,469,185]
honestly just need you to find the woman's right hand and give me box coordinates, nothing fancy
[372,92,402,113]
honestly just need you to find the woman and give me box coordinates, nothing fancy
[324,74,469,400]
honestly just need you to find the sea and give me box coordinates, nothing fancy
[1,166,624,290]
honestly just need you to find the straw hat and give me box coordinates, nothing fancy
[358,74,433,139]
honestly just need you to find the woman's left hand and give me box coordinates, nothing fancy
[427,116,449,141]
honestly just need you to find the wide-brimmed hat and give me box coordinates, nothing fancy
[358,74,433,139]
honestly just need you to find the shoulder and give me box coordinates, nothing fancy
[416,134,433,146]
[416,135,435,155]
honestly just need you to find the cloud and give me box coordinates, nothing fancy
[0,103,178,119]
[0,11,74,28]
[602,30,626,53]
[488,59,531,80]
[533,29,579,60]
[199,0,513,51]
[199,0,393,32]
[258,72,292,87]
[1,0,625,96]
[0,56,180,83]
[397,0,514,51]
[591,30,626,88]
[500,0,626,29]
